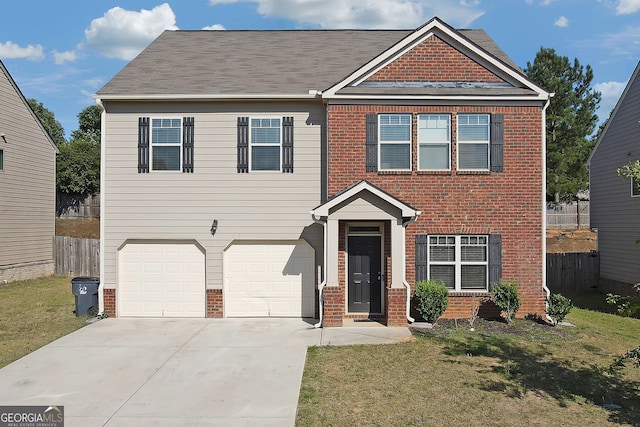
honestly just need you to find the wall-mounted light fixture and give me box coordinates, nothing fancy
[0,133,6,143]
[210,219,218,236]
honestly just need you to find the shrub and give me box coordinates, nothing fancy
[414,280,449,323]
[606,283,640,318]
[492,280,520,324]
[545,293,573,326]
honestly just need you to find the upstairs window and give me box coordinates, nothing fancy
[457,114,490,171]
[138,117,194,173]
[418,115,450,170]
[151,118,182,171]
[379,114,411,170]
[633,177,640,197]
[0,149,3,171]
[251,118,281,171]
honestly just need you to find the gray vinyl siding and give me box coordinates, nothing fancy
[590,63,640,284]
[101,100,324,290]
[0,64,57,268]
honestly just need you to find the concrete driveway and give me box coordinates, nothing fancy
[0,318,410,426]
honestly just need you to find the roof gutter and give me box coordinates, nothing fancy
[96,91,323,101]
[96,98,106,318]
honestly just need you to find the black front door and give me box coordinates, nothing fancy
[348,235,382,313]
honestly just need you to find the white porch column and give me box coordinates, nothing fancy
[390,218,404,288]
[326,218,340,286]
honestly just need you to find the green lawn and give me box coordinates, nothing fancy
[297,297,640,426]
[0,276,87,368]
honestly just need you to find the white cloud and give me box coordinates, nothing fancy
[53,50,77,65]
[617,0,640,14]
[202,24,226,30]
[594,80,627,120]
[209,0,485,29]
[554,16,569,27]
[81,3,178,60]
[525,0,557,5]
[599,26,640,56]
[0,41,45,60]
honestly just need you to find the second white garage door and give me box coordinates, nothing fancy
[118,242,205,317]
[224,240,315,317]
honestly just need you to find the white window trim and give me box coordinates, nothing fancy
[378,113,412,171]
[632,178,640,198]
[249,117,282,172]
[150,117,182,172]
[456,114,490,172]
[418,114,451,171]
[427,234,489,291]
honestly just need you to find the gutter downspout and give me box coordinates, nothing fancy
[312,214,327,328]
[96,98,106,317]
[542,94,553,320]
[402,214,421,324]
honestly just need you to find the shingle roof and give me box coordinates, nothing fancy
[97,28,524,97]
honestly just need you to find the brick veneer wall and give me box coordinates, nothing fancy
[103,288,116,317]
[366,35,505,83]
[327,104,546,318]
[386,287,407,326]
[323,286,345,327]
[206,289,223,318]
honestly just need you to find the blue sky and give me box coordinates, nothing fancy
[1,0,639,138]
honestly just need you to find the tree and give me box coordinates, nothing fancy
[27,98,66,147]
[524,48,601,202]
[70,104,101,145]
[56,139,100,196]
[56,105,102,197]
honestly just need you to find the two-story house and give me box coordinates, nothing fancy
[96,17,551,326]
[0,59,58,282]
[588,61,640,295]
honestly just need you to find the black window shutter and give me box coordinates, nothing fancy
[365,114,378,172]
[415,234,428,283]
[490,113,504,172]
[138,117,150,173]
[282,116,294,173]
[237,117,249,173]
[182,117,194,173]
[488,234,502,290]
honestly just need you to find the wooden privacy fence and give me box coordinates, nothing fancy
[57,194,100,219]
[546,251,599,294]
[546,201,590,229]
[54,236,99,277]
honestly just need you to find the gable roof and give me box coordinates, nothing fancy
[97,17,545,101]
[587,60,640,167]
[0,60,58,153]
[310,180,420,218]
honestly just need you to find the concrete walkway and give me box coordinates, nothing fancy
[0,318,411,426]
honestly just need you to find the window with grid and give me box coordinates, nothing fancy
[633,178,640,197]
[418,115,450,170]
[151,118,181,171]
[251,118,281,171]
[428,235,488,291]
[457,114,490,171]
[379,114,411,170]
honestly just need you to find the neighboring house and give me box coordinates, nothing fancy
[0,59,58,282]
[96,17,551,325]
[588,61,640,295]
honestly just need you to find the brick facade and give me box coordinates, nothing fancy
[103,288,116,317]
[206,289,223,318]
[327,103,546,319]
[0,261,54,283]
[366,35,505,84]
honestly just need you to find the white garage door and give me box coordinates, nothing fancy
[119,242,205,317]
[224,240,315,317]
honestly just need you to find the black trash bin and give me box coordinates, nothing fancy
[71,276,100,317]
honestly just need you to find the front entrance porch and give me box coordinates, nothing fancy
[310,181,421,327]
